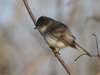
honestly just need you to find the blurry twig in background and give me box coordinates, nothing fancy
[86,16,100,23]
[64,0,79,24]
[66,0,80,5]
[21,53,48,75]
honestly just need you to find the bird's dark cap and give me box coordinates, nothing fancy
[35,16,53,29]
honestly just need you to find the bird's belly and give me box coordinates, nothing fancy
[45,35,66,48]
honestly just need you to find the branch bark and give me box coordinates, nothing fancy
[23,0,37,25]
[51,48,74,75]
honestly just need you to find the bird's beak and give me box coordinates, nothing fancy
[34,26,38,29]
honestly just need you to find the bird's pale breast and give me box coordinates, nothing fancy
[45,34,67,48]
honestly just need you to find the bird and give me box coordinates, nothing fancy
[35,16,92,57]
[35,16,76,48]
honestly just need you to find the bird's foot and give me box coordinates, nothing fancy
[49,47,60,55]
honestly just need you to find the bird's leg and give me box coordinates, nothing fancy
[49,46,60,55]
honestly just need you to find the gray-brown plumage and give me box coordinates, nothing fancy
[35,16,92,56]
[35,16,76,49]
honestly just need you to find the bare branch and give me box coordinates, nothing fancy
[50,47,74,75]
[74,33,100,61]
[92,33,100,57]
[23,0,37,25]
[75,42,92,57]
[74,53,87,62]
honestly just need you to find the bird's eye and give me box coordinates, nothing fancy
[72,40,76,48]
[72,40,75,44]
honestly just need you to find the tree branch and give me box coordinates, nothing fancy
[92,33,100,57]
[75,42,92,57]
[23,0,37,25]
[51,48,74,75]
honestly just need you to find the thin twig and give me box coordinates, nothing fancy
[74,33,100,61]
[74,53,87,62]
[51,48,73,75]
[23,0,37,24]
[92,33,100,57]
[75,42,92,57]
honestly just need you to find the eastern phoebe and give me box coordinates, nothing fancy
[35,16,91,56]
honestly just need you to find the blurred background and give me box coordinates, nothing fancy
[0,0,100,75]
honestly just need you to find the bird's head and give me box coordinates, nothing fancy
[35,16,53,33]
